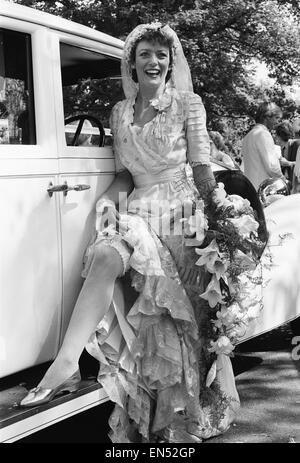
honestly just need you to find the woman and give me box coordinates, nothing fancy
[209,133,236,169]
[292,152,300,193]
[292,117,300,192]
[275,121,297,187]
[19,23,240,443]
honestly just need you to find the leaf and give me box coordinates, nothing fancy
[205,360,217,388]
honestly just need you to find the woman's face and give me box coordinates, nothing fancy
[264,112,282,131]
[275,134,285,148]
[133,40,170,90]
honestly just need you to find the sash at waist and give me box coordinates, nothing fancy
[133,166,187,188]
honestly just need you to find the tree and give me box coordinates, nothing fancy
[13,0,300,157]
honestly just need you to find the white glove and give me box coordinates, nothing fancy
[96,197,115,214]
[95,198,117,232]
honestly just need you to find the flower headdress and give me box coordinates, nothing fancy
[121,22,193,99]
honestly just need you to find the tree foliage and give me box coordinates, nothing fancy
[13,0,300,157]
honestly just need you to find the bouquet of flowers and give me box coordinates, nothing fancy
[183,183,267,368]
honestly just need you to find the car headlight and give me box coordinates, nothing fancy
[258,177,290,207]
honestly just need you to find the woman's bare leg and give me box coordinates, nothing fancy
[38,245,124,389]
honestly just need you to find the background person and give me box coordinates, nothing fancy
[292,118,300,138]
[209,130,236,168]
[241,102,284,190]
[292,146,300,194]
[291,119,300,194]
[275,121,297,187]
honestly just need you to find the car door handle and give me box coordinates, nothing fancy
[68,184,91,192]
[47,181,90,197]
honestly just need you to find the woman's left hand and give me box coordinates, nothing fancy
[192,164,217,203]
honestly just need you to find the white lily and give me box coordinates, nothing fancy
[228,214,259,237]
[212,183,232,208]
[200,274,224,308]
[195,239,227,277]
[228,194,251,213]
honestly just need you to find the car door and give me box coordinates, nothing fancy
[50,33,123,341]
[0,22,61,377]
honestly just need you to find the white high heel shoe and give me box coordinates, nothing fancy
[19,369,81,408]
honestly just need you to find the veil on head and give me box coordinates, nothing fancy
[121,22,193,98]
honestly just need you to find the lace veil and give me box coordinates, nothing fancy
[121,23,193,98]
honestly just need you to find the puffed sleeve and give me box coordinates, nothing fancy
[185,92,211,166]
[109,101,127,173]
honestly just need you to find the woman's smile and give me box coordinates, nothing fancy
[144,69,160,78]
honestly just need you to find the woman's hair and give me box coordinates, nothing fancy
[255,102,282,123]
[275,121,294,142]
[129,28,174,83]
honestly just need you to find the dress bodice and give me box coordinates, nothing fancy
[110,87,211,178]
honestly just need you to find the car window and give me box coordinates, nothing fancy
[0,28,36,145]
[60,42,123,147]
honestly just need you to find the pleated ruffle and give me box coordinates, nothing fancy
[83,202,239,442]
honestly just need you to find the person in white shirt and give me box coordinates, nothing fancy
[241,102,284,190]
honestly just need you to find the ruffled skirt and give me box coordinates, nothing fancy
[82,193,240,443]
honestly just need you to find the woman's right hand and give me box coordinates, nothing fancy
[95,197,119,232]
[96,197,116,214]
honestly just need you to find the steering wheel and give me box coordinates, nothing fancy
[64,114,105,147]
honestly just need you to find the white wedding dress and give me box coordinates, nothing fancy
[82,89,240,443]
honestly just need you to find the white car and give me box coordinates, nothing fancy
[0,0,124,377]
[0,0,124,442]
[1,0,300,442]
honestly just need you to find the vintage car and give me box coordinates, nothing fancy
[1,0,300,443]
[0,0,124,442]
